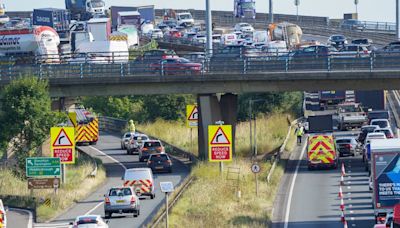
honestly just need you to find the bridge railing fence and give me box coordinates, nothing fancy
[4,51,400,79]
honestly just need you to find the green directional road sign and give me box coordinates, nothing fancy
[26,157,61,177]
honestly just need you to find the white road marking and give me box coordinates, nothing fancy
[284,142,308,228]
[349,198,352,201]
[350,210,354,214]
[348,176,352,179]
[84,201,104,215]
[349,204,353,208]
[89,146,127,170]
[347,181,352,184]
[351,217,355,220]
[352,223,356,226]
[347,192,352,195]
[348,170,352,173]
[10,208,33,228]
[80,146,128,216]
[347,186,351,189]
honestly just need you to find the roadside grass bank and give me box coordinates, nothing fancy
[145,113,297,227]
[0,153,106,222]
[156,159,287,228]
[138,113,295,158]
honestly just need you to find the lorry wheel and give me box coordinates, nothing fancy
[133,211,138,218]
[105,212,112,219]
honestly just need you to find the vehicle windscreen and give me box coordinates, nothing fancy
[362,127,377,133]
[339,105,359,112]
[124,170,150,180]
[179,14,192,20]
[109,188,132,196]
[336,139,351,144]
[368,135,386,139]
[371,121,388,128]
[150,154,169,162]
[332,36,345,41]
[179,58,191,63]
[368,112,389,120]
[144,142,161,148]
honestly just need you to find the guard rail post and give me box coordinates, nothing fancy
[285,58,289,72]
[112,52,115,64]
[120,63,124,77]
[243,57,247,74]
[39,64,43,79]
[161,60,164,76]
[370,54,374,72]
[8,64,11,80]
[327,55,331,72]
[80,63,83,78]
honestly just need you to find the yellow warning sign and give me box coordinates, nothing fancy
[208,125,232,162]
[186,105,198,128]
[68,112,77,127]
[51,127,75,164]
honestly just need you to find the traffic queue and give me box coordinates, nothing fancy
[303,89,400,227]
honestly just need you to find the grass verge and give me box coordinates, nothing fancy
[138,113,295,157]
[156,159,286,228]
[0,153,106,222]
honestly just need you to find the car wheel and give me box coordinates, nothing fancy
[105,212,112,219]
[133,211,138,218]
[150,193,155,199]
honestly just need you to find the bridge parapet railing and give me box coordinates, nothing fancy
[3,51,400,79]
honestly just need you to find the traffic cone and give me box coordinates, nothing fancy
[340,197,345,211]
[338,185,343,198]
[340,175,345,186]
[341,162,346,176]
[341,211,346,223]
[344,220,348,228]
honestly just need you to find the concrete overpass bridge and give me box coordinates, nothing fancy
[1,55,400,159]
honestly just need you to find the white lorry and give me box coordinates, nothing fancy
[87,18,111,42]
[0,26,60,63]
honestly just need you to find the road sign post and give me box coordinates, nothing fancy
[251,163,261,197]
[26,157,61,177]
[160,182,174,228]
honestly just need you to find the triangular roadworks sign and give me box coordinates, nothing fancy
[187,106,198,121]
[52,128,73,147]
[210,127,231,145]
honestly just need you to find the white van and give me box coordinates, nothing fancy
[123,168,155,199]
[220,33,238,46]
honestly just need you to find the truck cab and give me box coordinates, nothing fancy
[337,102,367,130]
[175,12,194,27]
[85,0,105,16]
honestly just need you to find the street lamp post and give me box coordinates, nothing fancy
[269,0,274,23]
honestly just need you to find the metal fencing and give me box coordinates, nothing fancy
[2,51,400,80]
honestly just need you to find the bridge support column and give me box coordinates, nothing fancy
[51,97,76,112]
[197,93,238,160]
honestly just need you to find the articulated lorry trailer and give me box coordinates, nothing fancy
[371,139,400,224]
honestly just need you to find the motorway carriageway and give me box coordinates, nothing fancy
[272,139,375,228]
[29,133,190,228]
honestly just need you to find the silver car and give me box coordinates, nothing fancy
[121,132,134,150]
[104,187,140,218]
[126,134,149,155]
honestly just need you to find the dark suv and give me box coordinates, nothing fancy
[139,140,164,162]
[147,153,173,173]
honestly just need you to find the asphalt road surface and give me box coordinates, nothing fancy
[6,208,32,228]
[272,136,375,228]
[35,132,190,228]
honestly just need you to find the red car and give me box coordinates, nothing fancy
[150,57,203,75]
[169,29,182,38]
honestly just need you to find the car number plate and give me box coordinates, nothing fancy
[116,200,125,203]
[156,166,164,169]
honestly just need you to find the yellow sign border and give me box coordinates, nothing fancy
[50,127,76,164]
[208,125,233,162]
[186,104,198,128]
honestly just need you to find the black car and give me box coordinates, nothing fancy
[328,35,348,48]
[147,153,173,173]
[351,38,373,45]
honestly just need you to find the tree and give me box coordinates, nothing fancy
[0,77,65,173]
